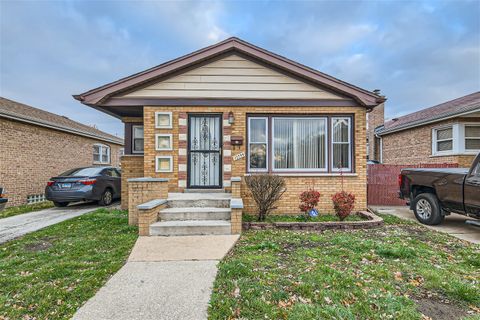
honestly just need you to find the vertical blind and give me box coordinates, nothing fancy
[273,118,327,170]
[248,116,352,172]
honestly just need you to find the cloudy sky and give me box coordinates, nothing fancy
[1,0,479,137]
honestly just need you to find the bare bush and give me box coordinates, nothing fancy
[244,174,286,221]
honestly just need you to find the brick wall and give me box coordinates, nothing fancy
[381,118,476,166]
[0,118,123,207]
[120,155,144,210]
[127,178,168,225]
[366,103,384,161]
[136,105,368,214]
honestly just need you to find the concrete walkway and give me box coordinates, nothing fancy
[73,235,239,320]
[0,202,106,244]
[371,205,480,244]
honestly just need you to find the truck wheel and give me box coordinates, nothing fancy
[413,193,444,225]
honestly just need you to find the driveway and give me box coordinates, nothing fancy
[73,235,239,320]
[371,205,480,244]
[0,201,115,244]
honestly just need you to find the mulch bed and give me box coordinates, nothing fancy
[242,211,383,231]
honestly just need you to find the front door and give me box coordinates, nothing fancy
[188,114,222,188]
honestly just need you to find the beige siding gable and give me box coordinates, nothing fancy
[122,54,349,100]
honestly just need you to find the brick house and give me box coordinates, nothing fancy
[370,92,480,167]
[74,37,385,235]
[0,97,124,207]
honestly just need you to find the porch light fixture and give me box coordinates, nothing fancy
[228,111,235,124]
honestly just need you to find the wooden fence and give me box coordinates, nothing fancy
[367,163,459,206]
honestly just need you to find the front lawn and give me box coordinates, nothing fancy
[0,208,138,320]
[210,214,480,319]
[0,201,54,219]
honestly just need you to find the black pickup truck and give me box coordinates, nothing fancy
[399,153,480,225]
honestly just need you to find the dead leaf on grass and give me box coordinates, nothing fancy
[394,271,403,281]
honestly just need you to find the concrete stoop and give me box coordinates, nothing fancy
[149,193,232,236]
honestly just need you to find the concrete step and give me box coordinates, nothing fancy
[167,193,231,208]
[160,207,231,221]
[149,220,231,236]
[184,189,226,193]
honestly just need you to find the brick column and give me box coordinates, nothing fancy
[127,178,168,225]
[230,198,243,234]
[223,113,232,189]
[231,176,241,198]
[178,112,188,189]
[138,200,167,236]
[120,155,144,210]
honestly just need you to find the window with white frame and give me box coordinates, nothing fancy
[156,156,173,172]
[273,117,327,171]
[433,126,453,154]
[247,115,352,173]
[465,125,480,151]
[156,134,173,151]
[332,117,352,171]
[432,124,480,155]
[248,117,268,171]
[93,144,110,164]
[155,112,172,128]
[132,125,144,153]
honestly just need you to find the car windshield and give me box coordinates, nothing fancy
[59,167,103,177]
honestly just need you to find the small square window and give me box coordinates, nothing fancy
[156,156,173,172]
[433,126,453,154]
[132,125,144,153]
[93,144,110,164]
[156,134,173,150]
[155,112,172,128]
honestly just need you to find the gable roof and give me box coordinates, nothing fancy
[0,97,124,145]
[74,37,385,109]
[377,91,480,136]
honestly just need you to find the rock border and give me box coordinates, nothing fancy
[242,211,383,231]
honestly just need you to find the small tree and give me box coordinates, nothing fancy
[244,174,286,221]
[332,164,355,220]
[332,191,355,221]
[299,189,321,219]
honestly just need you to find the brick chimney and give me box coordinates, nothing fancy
[367,90,385,161]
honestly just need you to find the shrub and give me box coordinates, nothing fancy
[332,191,355,221]
[299,189,321,218]
[244,174,286,221]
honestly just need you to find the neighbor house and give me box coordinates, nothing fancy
[370,92,480,167]
[74,37,385,235]
[0,97,124,207]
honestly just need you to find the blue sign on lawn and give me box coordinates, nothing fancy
[309,208,319,217]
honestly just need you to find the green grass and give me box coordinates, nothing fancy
[0,201,54,219]
[0,208,138,320]
[243,213,364,223]
[210,216,480,319]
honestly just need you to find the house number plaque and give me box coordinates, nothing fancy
[233,152,245,161]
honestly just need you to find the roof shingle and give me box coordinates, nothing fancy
[0,97,123,145]
[378,91,480,135]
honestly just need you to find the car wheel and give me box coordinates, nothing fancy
[99,189,113,206]
[413,193,444,225]
[53,201,69,207]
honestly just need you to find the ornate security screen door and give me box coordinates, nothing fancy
[188,115,222,188]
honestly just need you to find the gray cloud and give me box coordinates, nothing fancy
[1,0,479,136]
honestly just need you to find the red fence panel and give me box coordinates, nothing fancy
[367,163,459,206]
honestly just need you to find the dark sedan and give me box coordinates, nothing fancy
[0,187,7,211]
[45,167,121,207]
